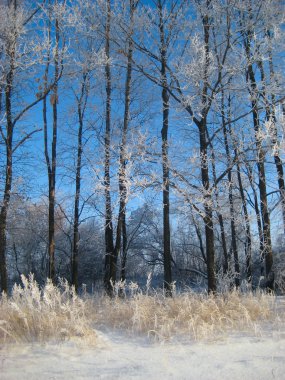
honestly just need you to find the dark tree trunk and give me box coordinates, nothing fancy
[49,18,60,283]
[0,65,14,293]
[221,93,240,287]
[0,0,49,291]
[119,211,128,283]
[42,11,60,284]
[257,157,273,285]
[244,37,274,289]
[111,0,136,286]
[236,158,252,284]
[199,7,216,293]
[43,65,51,278]
[210,147,228,274]
[199,121,216,293]
[71,74,88,292]
[161,90,172,295]
[0,4,16,292]
[158,0,172,296]
[103,0,114,295]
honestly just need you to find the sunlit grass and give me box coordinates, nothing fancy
[0,274,97,345]
[0,275,281,345]
[93,282,275,341]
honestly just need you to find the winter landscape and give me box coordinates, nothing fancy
[1,0,285,378]
[1,277,285,379]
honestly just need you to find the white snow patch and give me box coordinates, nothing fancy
[1,329,285,380]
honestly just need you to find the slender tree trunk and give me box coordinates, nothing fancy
[111,1,136,286]
[161,89,172,295]
[241,26,274,289]
[0,66,14,293]
[236,157,252,284]
[119,211,128,283]
[42,11,59,284]
[199,6,216,293]
[246,164,264,272]
[0,6,16,292]
[247,70,273,288]
[43,66,51,277]
[254,122,272,283]
[199,121,216,293]
[104,0,114,295]
[49,17,60,282]
[218,215,228,274]
[210,146,228,274]
[221,93,240,287]
[71,74,87,292]
[158,0,172,296]
[0,0,50,291]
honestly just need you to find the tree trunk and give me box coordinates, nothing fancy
[210,146,228,274]
[199,121,216,293]
[158,0,172,296]
[119,211,128,283]
[49,18,60,282]
[0,8,16,292]
[245,50,273,289]
[0,0,49,291]
[236,157,252,284]
[222,93,240,287]
[42,11,59,284]
[246,163,264,272]
[199,7,216,293]
[111,1,136,287]
[103,0,114,295]
[0,68,14,293]
[71,74,87,292]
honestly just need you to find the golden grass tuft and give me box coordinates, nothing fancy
[0,274,97,345]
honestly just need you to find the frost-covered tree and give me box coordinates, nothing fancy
[0,0,54,292]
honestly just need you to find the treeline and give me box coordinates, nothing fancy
[0,0,285,295]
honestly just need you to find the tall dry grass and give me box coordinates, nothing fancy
[0,276,280,345]
[93,282,276,341]
[0,274,97,345]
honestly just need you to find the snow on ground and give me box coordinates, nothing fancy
[1,328,285,380]
[2,297,285,379]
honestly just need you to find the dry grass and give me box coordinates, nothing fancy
[0,274,97,345]
[0,276,280,345]
[93,284,277,342]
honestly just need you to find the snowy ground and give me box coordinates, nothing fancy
[1,296,285,379]
[1,328,285,380]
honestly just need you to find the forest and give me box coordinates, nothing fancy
[0,0,285,296]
